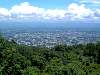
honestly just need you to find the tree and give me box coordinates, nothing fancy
[22,67,39,75]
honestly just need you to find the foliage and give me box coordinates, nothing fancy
[0,36,100,75]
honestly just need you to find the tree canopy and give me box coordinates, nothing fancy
[0,36,100,75]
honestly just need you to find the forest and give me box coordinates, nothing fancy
[0,35,100,75]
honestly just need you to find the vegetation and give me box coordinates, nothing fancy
[0,36,100,75]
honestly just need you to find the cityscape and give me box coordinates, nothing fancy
[3,31,100,48]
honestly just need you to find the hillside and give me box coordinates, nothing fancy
[0,35,100,75]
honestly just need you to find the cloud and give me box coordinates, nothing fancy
[92,0,100,4]
[79,0,100,9]
[9,2,67,21]
[10,2,45,20]
[94,9,100,19]
[0,2,99,22]
[43,9,66,20]
[67,3,94,19]
[79,0,100,4]
[10,2,45,15]
[0,8,10,16]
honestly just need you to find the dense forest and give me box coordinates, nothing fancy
[0,35,100,75]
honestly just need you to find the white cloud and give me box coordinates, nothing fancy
[8,2,45,21]
[67,3,94,19]
[79,0,100,4]
[0,2,99,21]
[0,8,10,16]
[79,0,100,9]
[94,9,100,18]
[79,0,90,3]
[92,0,100,4]
[10,2,45,15]
[9,2,67,21]
[43,9,66,20]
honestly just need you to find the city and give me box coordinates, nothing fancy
[3,31,100,48]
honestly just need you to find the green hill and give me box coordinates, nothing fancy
[0,36,100,75]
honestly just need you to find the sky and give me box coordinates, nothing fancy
[0,0,77,9]
[0,0,100,22]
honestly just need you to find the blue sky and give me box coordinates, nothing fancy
[0,0,99,22]
[0,0,99,9]
[0,0,77,9]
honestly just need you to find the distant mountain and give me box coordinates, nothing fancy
[0,21,100,32]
